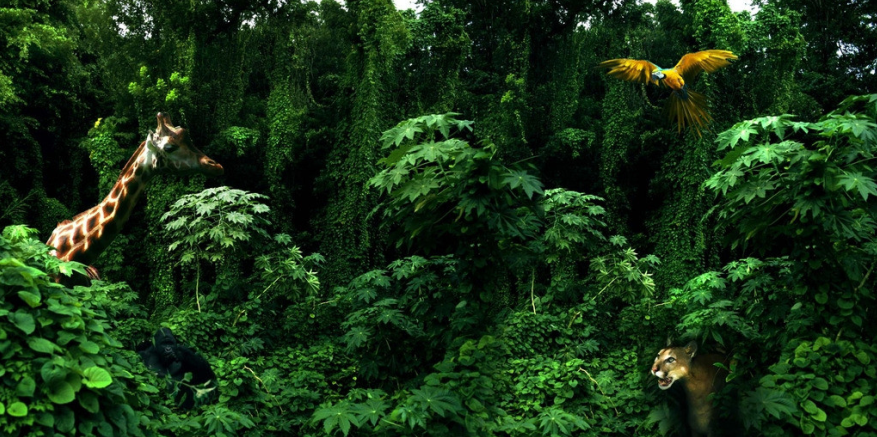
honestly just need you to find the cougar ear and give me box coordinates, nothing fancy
[685,341,698,359]
[666,336,673,347]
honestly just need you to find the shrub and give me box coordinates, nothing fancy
[0,225,149,436]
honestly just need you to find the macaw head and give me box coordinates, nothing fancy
[651,70,666,81]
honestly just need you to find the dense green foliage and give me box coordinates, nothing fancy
[0,226,150,436]
[1,0,876,435]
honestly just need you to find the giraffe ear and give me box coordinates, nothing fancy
[146,132,161,153]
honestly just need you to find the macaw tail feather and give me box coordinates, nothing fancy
[665,89,711,137]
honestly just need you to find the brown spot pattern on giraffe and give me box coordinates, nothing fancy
[47,112,223,268]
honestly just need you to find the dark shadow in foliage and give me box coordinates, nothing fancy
[136,327,218,409]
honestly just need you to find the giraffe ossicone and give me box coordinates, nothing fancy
[47,112,223,273]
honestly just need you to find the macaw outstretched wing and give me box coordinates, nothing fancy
[598,58,660,85]
[673,50,738,83]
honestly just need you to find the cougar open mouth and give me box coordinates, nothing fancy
[658,377,674,389]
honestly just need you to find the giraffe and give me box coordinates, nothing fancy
[47,112,223,272]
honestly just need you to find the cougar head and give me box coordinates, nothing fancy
[651,341,696,390]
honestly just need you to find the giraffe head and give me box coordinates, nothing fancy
[145,112,224,177]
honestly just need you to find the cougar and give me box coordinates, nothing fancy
[651,341,729,437]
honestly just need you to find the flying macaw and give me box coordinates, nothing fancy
[598,50,738,136]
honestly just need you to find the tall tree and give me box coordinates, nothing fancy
[0,0,98,230]
[769,0,877,108]
[316,0,409,284]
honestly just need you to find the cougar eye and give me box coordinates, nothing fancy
[667,357,675,363]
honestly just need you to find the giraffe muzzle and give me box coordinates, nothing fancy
[200,156,224,176]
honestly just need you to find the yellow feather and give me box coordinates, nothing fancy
[597,58,659,85]
[665,90,711,137]
[674,50,738,82]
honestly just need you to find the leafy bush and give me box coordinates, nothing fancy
[661,94,877,435]
[369,113,544,256]
[309,115,663,437]
[707,94,877,280]
[0,225,149,436]
[753,337,875,436]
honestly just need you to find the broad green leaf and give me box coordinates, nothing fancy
[502,170,544,198]
[17,290,42,308]
[801,419,815,434]
[313,403,358,437]
[836,299,854,310]
[79,390,100,413]
[410,387,461,417]
[392,120,423,146]
[83,367,113,389]
[11,311,35,334]
[810,378,829,390]
[828,395,846,408]
[350,399,388,427]
[28,337,58,354]
[79,341,100,354]
[7,401,27,417]
[41,362,68,385]
[55,407,74,432]
[196,201,216,216]
[166,217,187,230]
[750,143,782,164]
[35,412,54,427]
[719,122,759,150]
[98,420,113,437]
[343,327,371,350]
[180,252,195,264]
[47,381,75,404]
[16,377,35,397]
[836,172,877,201]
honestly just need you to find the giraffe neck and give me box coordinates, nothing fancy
[47,142,161,266]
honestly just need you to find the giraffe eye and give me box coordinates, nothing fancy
[163,143,179,153]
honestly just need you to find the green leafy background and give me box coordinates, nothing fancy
[1,0,876,435]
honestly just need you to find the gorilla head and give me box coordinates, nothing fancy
[136,327,217,409]
[155,327,179,366]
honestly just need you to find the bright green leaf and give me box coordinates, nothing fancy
[83,367,113,389]
[28,337,58,354]
[7,402,27,417]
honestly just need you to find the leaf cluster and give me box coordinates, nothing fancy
[707,95,877,264]
[163,187,271,265]
[337,255,464,381]
[751,338,877,436]
[370,113,544,253]
[0,226,149,436]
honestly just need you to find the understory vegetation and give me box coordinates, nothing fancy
[2,0,876,435]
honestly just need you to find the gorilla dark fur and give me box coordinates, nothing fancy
[136,327,217,409]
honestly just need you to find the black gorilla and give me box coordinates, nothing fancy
[136,327,217,409]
